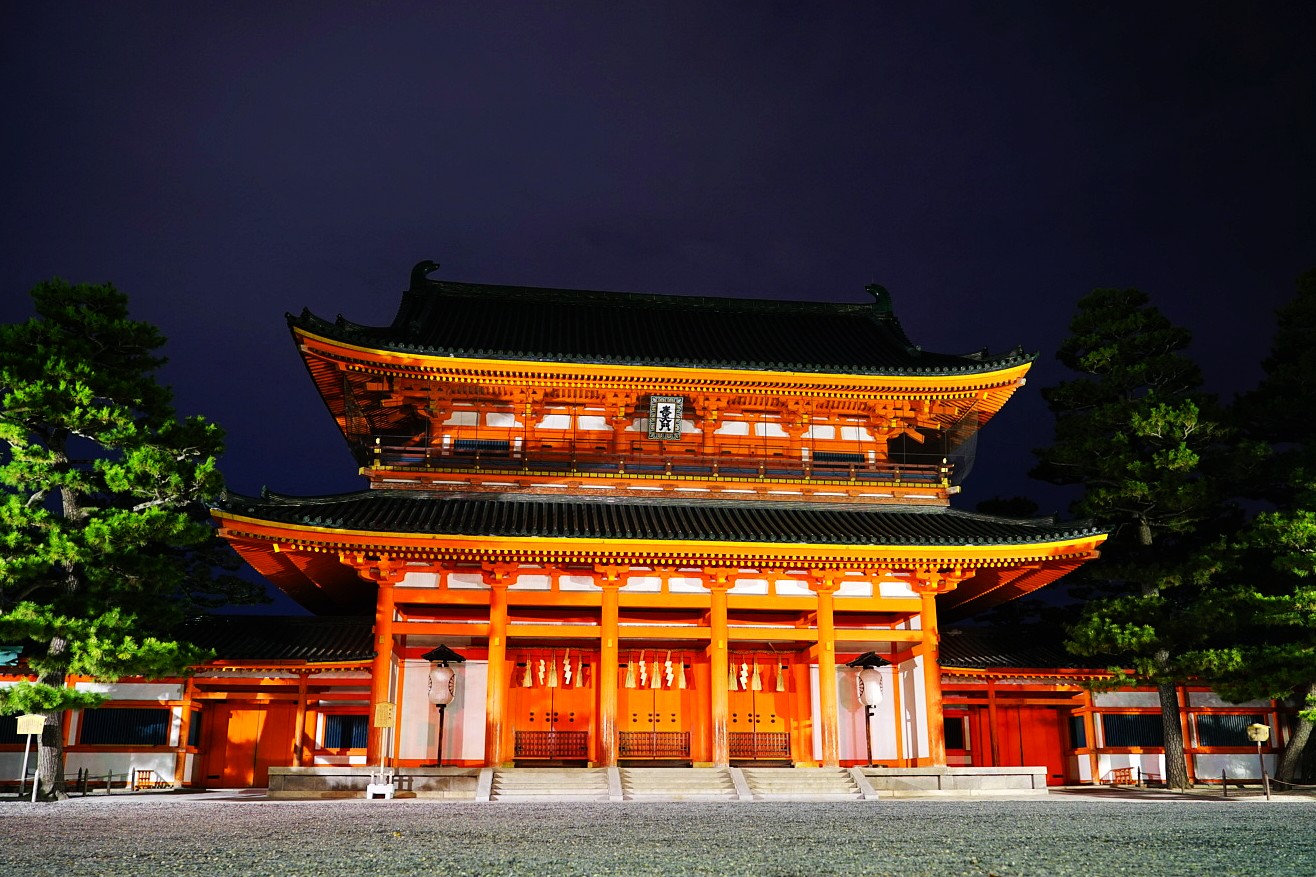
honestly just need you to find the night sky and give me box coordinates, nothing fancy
[3,4,1314,532]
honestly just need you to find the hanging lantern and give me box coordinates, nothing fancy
[750,662,762,692]
[625,656,637,689]
[428,663,456,705]
[858,667,884,706]
[775,663,787,692]
[547,652,559,688]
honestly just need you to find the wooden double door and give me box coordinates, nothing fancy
[507,653,596,762]
[199,703,297,788]
[727,665,793,762]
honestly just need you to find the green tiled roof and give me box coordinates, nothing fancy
[222,490,1102,547]
[940,627,1106,670]
[288,265,1033,376]
[184,615,373,662]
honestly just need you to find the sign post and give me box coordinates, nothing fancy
[16,714,45,802]
[367,702,397,800]
[1246,723,1271,800]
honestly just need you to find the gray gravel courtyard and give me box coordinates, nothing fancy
[2,793,1314,877]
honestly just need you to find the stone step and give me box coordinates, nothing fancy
[489,768,611,801]
[742,768,861,800]
[620,767,738,801]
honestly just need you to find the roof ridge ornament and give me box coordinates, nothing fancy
[410,259,441,290]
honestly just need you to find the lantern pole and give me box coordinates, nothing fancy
[846,653,889,769]
[422,645,466,768]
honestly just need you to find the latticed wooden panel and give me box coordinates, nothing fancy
[618,731,691,760]
[514,730,589,760]
[729,732,790,760]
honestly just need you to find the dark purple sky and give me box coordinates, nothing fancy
[4,3,1314,518]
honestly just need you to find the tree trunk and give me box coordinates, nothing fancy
[35,705,68,801]
[1276,681,1316,783]
[1157,677,1190,790]
[36,637,70,801]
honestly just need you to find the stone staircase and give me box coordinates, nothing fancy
[487,767,612,802]
[741,767,863,801]
[620,767,739,801]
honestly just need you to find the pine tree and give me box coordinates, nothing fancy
[1032,288,1241,790]
[1189,269,1316,782]
[0,279,259,800]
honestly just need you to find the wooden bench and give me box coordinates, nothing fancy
[1104,767,1161,786]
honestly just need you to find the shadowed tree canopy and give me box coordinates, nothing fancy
[1031,287,1248,789]
[1186,268,1316,782]
[0,279,263,800]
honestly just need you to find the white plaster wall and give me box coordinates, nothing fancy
[1098,752,1165,780]
[538,414,571,430]
[1196,753,1275,781]
[485,412,521,428]
[623,576,662,593]
[458,661,488,763]
[668,577,705,594]
[774,578,813,597]
[809,664,822,761]
[1188,691,1270,708]
[878,580,917,598]
[900,656,929,760]
[73,682,181,701]
[834,579,873,598]
[448,572,487,589]
[443,411,477,426]
[729,578,769,595]
[65,751,175,784]
[577,415,609,431]
[838,666,898,762]
[716,421,750,436]
[509,574,551,591]
[402,571,439,588]
[397,658,475,763]
[560,575,601,592]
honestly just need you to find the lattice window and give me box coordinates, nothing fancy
[324,714,368,749]
[1195,713,1263,747]
[1100,713,1163,747]
[80,708,170,746]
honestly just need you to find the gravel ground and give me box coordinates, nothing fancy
[2,793,1314,877]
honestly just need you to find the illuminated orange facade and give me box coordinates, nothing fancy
[213,262,1107,771]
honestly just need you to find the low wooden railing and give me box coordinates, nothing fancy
[514,730,589,761]
[728,732,791,760]
[618,731,691,760]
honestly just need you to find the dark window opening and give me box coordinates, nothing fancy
[324,714,368,749]
[944,715,968,750]
[80,708,170,746]
[1100,714,1163,748]
[0,714,24,745]
[1068,715,1088,749]
[1196,713,1263,747]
